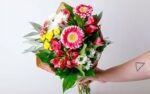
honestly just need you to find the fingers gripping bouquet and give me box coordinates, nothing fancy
[24,2,109,94]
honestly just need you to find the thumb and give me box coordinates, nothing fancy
[79,77,94,84]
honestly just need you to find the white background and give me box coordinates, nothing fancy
[0,0,150,94]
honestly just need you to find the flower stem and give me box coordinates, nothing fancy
[78,83,91,94]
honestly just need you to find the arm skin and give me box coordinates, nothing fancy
[79,51,150,83]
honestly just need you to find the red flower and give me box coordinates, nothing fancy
[54,49,63,56]
[73,4,93,18]
[61,26,84,49]
[67,50,79,59]
[85,25,98,34]
[66,60,78,68]
[59,59,66,70]
[85,16,98,25]
[67,49,72,56]
[94,37,103,44]
[50,58,60,68]
[51,38,61,50]
[63,8,70,15]
[72,51,79,59]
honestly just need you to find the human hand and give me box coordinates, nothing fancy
[36,57,55,73]
[79,67,106,84]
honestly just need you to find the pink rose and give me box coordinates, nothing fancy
[94,37,103,44]
[85,16,98,25]
[54,49,64,56]
[85,25,98,34]
[51,38,61,51]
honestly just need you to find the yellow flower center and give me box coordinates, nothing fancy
[79,7,88,13]
[67,32,78,43]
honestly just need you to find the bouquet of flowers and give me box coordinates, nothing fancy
[24,2,110,94]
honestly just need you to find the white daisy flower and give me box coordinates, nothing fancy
[48,13,56,22]
[76,54,88,65]
[87,48,96,58]
[47,22,59,31]
[47,12,69,31]
[54,12,69,24]
[84,58,92,70]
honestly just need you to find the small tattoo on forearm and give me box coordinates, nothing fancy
[135,62,145,72]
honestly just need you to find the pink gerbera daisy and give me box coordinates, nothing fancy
[73,4,93,18]
[61,26,84,49]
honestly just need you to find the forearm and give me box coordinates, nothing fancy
[100,51,150,82]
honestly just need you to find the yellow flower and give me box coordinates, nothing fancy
[43,40,52,50]
[40,34,46,41]
[53,27,61,35]
[45,31,53,41]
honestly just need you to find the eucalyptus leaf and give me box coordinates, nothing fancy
[30,22,42,32]
[24,32,39,37]
[23,46,44,54]
[23,46,36,53]
[24,39,42,46]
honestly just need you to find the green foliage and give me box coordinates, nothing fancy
[75,65,85,76]
[55,67,80,93]
[64,3,74,17]
[79,43,87,55]
[67,18,76,25]
[84,68,95,76]
[30,22,42,32]
[74,14,85,28]
[24,32,39,37]
[56,68,71,79]
[36,50,55,64]
[94,11,103,24]
[63,73,78,93]
[93,44,103,50]
[23,46,36,53]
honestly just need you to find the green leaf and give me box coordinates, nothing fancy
[24,32,39,37]
[23,46,36,53]
[89,31,100,41]
[79,43,87,55]
[64,3,73,17]
[75,65,85,76]
[30,22,42,32]
[93,44,103,50]
[74,14,84,28]
[95,11,103,24]
[98,11,103,21]
[24,38,42,46]
[36,50,55,64]
[63,73,78,93]
[85,68,95,76]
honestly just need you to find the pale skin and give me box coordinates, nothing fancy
[36,51,150,84]
[79,51,150,83]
